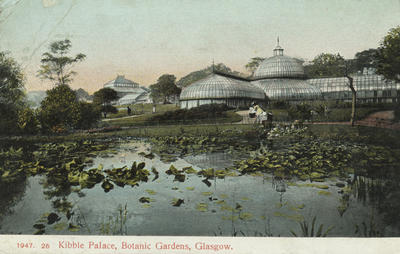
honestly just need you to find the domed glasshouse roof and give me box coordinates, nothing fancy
[251,79,322,101]
[180,73,265,101]
[253,45,305,79]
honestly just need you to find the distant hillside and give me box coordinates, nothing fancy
[25,90,47,108]
[75,88,93,101]
[177,63,247,88]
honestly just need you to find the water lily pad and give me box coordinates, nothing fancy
[145,189,156,195]
[142,204,151,208]
[215,200,226,205]
[183,166,197,174]
[68,223,80,232]
[33,224,45,229]
[318,190,331,196]
[101,180,114,193]
[174,174,185,182]
[144,153,155,159]
[172,199,184,207]
[202,179,211,187]
[34,229,45,235]
[239,212,253,220]
[196,203,208,212]
[139,197,151,203]
[53,222,67,231]
[222,215,238,221]
[201,192,213,196]
[166,165,179,175]
[219,194,228,199]
[47,213,60,225]
[186,187,195,191]
[273,212,304,222]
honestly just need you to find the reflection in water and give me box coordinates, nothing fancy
[0,139,400,236]
[0,177,27,223]
[272,176,286,204]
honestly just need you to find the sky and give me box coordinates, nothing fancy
[1,0,400,93]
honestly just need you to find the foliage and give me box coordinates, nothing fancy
[353,48,378,73]
[376,26,400,82]
[75,102,101,130]
[93,87,119,117]
[0,51,25,134]
[150,104,231,122]
[39,85,100,132]
[305,53,346,78]
[176,63,245,88]
[37,39,86,86]
[288,103,312,121]
[150,74,181,103]
[93,88,118,105]
[17,107,40,134]
[245,57,265,76]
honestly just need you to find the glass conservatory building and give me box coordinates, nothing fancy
[250,44,322,101]
[180,72,266,109]
[180,42,400,109]
[309,75,400,103]
[103,75,150,105]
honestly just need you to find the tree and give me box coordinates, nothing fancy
[92,87,119,118]
[39,84,81,131]
[353,48,378,73]
[376,26,400,82]
[245,57,265,76]
[305,53,346,78]
[177,63,244,88]
[150,74,181,104]
[37,39,86,86]
[0,51,25,134]
[39,84,100,132]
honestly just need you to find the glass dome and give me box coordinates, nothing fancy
[180,73,265,100]
[253,45,305,79]
[251,79,322,101]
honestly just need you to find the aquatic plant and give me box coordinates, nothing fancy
[290,216,334,237]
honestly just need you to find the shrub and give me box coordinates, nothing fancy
[17,107,39,134]
[150,104,230,122]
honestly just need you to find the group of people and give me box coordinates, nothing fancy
[249,102,273,129]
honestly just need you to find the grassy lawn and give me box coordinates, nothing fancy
[268,107,390,122]
[104,110,242,127]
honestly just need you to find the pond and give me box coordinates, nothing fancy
[0,132,400,237]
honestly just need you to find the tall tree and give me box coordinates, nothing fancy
[150,74,181,104]
[305,53,346,78]
[353,48,378,73]
[245,57,265,76]
[0,51,25,134]
[376,26,400,82]
[37,39,86,86]
[92,87,119,118]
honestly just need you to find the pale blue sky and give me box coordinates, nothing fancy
[1,0,400,92]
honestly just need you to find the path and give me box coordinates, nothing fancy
[102,114,142,122]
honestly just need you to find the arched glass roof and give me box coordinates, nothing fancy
[253,45,305,79]
[251,79,322,100]
[180,73,265,100]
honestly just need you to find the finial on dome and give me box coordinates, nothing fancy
[273,37,284,56]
